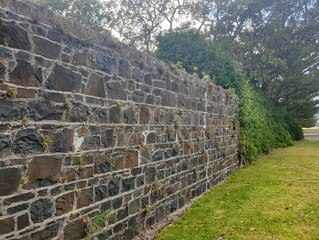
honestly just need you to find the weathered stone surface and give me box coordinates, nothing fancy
[118,59,130,78]
[124,150,138,169]
[7,203,29,214]
[27,102,63,121]
[0,98,25,121]
[145,167,156,184]
[108,177,120,196]
[74,49,90,67]
[17,213,30,230]
[10,60,42,87]
[50,128,74,152]
[31,221,61,240]
[64,219,86,240]
[76,189,93,208]
[140,106,150,124]
[112,196,123,209]
[109,106,121,123]
[4,192,35,205]
[55,192,74,215]
[86,73,106,98]
[48,29,63,43]
[123,108,136,124]
[0,20,31,50]
[106,82,126,100]
[0,167,22,196]
[0,61,5,79]
[33,36,60,59]
[46,64,82,92]
[128,198,140,214]
[0,134,11,158]
[13,128,43,154]
[0,217,14,234]
[132,90,144,103]
[91,52,116,74]
[152,150,163,162]
[122,177,135,192]
[27,156,63,188]
[101,128,114,148]
[30,199,53,223]
[95,185,108,202]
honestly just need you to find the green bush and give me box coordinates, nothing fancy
[155,29,303,163]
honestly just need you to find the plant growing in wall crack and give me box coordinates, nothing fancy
[6,88,17,99]
[83,209,112,239]
[41,135,53,152]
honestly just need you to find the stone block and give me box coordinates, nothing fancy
[0,217,14,234]
[139,106,150,124]
[30,221,61,240]
[27,155,62,188]
[124,150,138,169]
[76,189,93,209]
[33,36,60,59]
[4,192,35,205]
[64,219,86,240]
[0,99,25,122]
[95,185,108,202]
[106,82,126,100]
[86,73,106,98]
[27,102,63,121]
[122,177,135,192]
[0,167,22,196]
[55,192,75,215]
[10,60,42,87]
[109,106,121,123]
[118,59,130,78]
[0,134,11,158]
[46,64,82,92]
[108,177,120,196]
[128,198,140,215]
[30,198,53,223]
[17,213,30,230]
[74,49,91,67]
[112,196,123,209]
[7,203,29,214]
[0,20,31,50]
[123,108,136,124]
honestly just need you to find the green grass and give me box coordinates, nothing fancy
[156,140,319,240]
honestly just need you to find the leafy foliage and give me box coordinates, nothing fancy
[155,30,243,90]
[155,29,303,162]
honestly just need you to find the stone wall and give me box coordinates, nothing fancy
[0,0,239,239]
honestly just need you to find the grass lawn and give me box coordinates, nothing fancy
[156,140,319,240]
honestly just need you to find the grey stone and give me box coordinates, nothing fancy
[109,106,121,123]
[152,150,163,162]
[122,177,135,192]
[101,128,114,148]
[118,59,130,78]
[30,199,53,223]
[0,99,25,121]
[0,20,31,50]
[108,177,120,196]
[112,196,123,209]
[33,36,60,59]
[0,46,12,58]
[7,203,29,214]
[128,198,140,214]
[27,102,63,121]
[47,29,63,43]
[106,82,126,100]
[0,168,22,196]
[123,108,136,124]
[10,60,42,87]
[95,185,108,202]
[86,73,106,98]
[0,134,11,157]
[46,64,82,92]
[13,129,43,154]
[132,90,144,103]
[92,52,116,74]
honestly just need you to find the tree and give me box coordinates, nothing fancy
[35,0,115,32]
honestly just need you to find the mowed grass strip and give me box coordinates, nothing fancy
[156,140,319,240]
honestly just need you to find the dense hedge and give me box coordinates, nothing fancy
[155,30,304,163]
